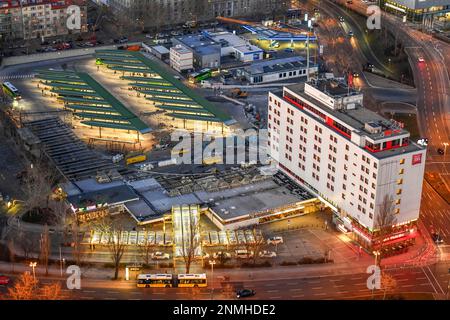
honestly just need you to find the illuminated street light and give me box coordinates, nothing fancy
[29,261,37,281]
[443,142,449,156]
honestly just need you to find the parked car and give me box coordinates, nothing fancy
[152,252,170,260]
[0,274,10,285]
[213,252,232,259]
[236,289,255,299]
[259,250,277,258]
[267,236,283,245]
[339,16,345,22]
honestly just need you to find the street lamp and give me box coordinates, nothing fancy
[29,262,37,281]
[443,142,449,156]
[209,260,216,300]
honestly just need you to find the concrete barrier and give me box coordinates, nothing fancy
[0,42,141,68]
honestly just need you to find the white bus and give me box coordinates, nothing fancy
[177,274,207,288]
[137,274,173,288]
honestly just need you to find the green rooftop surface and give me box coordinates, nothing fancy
[95,50,234,124]
[157,105,212,115]
[107,65,151,73]
[35,69,151,134]
[46,83,92,90]
[51,89,101,98]
[167,112,221,122]
[146,97,198,105]
[65,105,121,114]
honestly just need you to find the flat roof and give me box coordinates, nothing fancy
[248,56,309,75]
[67,185,139,210]
[279,83,425,158]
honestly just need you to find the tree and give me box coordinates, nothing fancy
[381,271,397,300]
[244,228,266,265]
[139,234,156,267]
[40,224,51,276]
[180,211,201,274]
[374,195,397,266]
[7,272,38,300]
[7,272,64,300]
[15,230,39,260]
[97,217,127,280]
[70,221,84,266]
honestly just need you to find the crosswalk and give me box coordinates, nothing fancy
[0,74,35,80]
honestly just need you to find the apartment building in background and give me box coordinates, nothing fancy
[0,0,87,41]
[107,0,288,29]
[267,79,426,250]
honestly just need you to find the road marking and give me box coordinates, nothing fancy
[292,294,304,298]
[106,291,119,294]
[314,292,326,296]
[290,288,303,292]
[337,291,349,294]
[80,296,94,299]
[311,287,323,290]
[82,290,96,293]
[269,296,282,299]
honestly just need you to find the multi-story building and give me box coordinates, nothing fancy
[382,0,450,26]
[170,44,194,73]
[108,0,288,29]
[0,0,87,41]
[267,79,426,250]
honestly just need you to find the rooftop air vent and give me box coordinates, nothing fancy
[364,121,382,134]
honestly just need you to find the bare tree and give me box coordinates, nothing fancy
[181,214,201,274]
[7,272,64,300]
[39,224,51,276]
[381,271,397,300]
[374,195,397,266]
[15,230,39,260]
[97,217,127,280]
[70,221,84,266]
[7,272,38,300]
[138,234,156,267]
[244,228,266,265]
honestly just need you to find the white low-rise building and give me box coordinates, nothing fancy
[267,79,426,250]
[170,44,194,73]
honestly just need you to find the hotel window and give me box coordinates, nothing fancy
[346,145,349,151]
[394,208,400,214]
[395,199,401,205]
[400,159,405,164]
[399,168,404,174]
[396,189,402,195]
[397,179,403,185]
[374,162,377,169]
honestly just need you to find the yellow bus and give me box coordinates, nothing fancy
[177,274,207,288]
[126,153,147,165]
[137,274,173,288]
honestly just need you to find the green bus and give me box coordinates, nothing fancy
[2,82,21,100]
[188,68,212,83]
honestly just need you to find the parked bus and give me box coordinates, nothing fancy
[125,152,147,165]
[177,274,207,288]
[2,82,21,100]
[137,274,173,288]
[188,68,212,83]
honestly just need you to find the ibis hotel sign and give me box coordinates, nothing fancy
[412,153,422,165]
